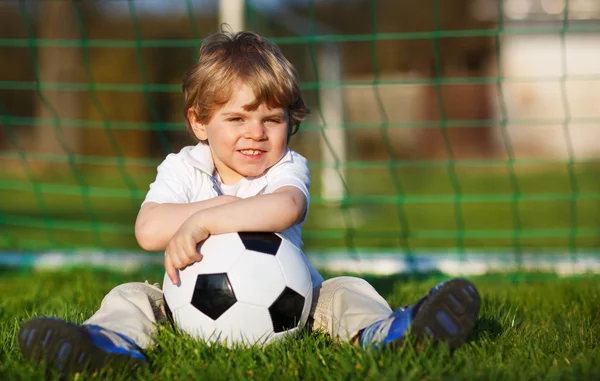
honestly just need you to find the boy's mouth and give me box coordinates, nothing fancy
[238,149,264,156]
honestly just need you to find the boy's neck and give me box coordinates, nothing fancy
[215,170,243,186]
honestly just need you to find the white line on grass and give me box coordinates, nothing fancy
[1,251,600,276]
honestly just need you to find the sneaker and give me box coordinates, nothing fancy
[359,278,480,350]
[18,317,147,376]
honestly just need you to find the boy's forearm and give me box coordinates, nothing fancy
[135,196,237,251]
[188,190,305,236]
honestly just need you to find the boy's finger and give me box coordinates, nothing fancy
[193,243,203,260]
[164,255,179,285]
[184,241,202,262]
[192,245,204,261]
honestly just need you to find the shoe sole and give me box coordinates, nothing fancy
[18,318,146,376]
[410,278,481,349]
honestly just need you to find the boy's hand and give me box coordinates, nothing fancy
[164,218,210,285]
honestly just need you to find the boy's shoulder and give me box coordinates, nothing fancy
[263,150,310,191]
[161,144,214,176]
[265,149,309,176]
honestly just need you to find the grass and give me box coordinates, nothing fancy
[1,268,600,380]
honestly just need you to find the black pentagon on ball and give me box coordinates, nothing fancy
[238,232,282,255]
[268,287,305,333]
[191,273,237,320]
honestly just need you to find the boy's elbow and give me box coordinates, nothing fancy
[135,219,161,252]
[281,192,305,228]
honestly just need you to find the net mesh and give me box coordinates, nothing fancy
[0,0,599,265]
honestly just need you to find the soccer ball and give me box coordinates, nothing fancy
[162,232,313,347]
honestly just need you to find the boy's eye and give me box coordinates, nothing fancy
[265,119,282,124]
[228,117,243,122]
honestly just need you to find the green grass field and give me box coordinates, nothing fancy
[2,268,599,380]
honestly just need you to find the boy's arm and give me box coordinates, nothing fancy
[191,186,305,234]
[164,186,306,284]
[135,195,240,252]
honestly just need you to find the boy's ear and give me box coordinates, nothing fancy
[188,109,208,141]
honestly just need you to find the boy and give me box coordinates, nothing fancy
[18,30,481,376]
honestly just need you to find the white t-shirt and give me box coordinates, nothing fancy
[142,143,324,287]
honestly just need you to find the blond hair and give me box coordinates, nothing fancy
[182,30,310,141]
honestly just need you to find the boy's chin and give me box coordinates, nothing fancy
[240,168,268,179]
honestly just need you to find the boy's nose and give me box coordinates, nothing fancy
[244,121,267,140]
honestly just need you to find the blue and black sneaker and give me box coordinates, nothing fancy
[18,317,147,376]
[359,278,480,350]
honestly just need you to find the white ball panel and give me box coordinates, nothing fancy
[195,232,246,272]
[228,250,286,307]
[275,239,313,296]
[214,302,275,346]
[172,304,218,341]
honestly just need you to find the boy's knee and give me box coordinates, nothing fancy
[109,282,150,293]
[105,282,163,302]
[327,276,374,292]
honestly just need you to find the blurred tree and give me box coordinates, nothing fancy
[0,3,36,152]
[35,0,82,156]
[78,12,217,159]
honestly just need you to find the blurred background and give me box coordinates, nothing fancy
[0,0,599,274]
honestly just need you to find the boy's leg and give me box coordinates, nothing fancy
[310,276,480,350]
[18,281,166,375]
[310,276,393,342]
[83,281,167,349]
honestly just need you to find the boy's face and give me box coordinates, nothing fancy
[190,83,289,184]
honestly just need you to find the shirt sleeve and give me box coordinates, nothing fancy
[141,151,194,206]
[264,152,311,222]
